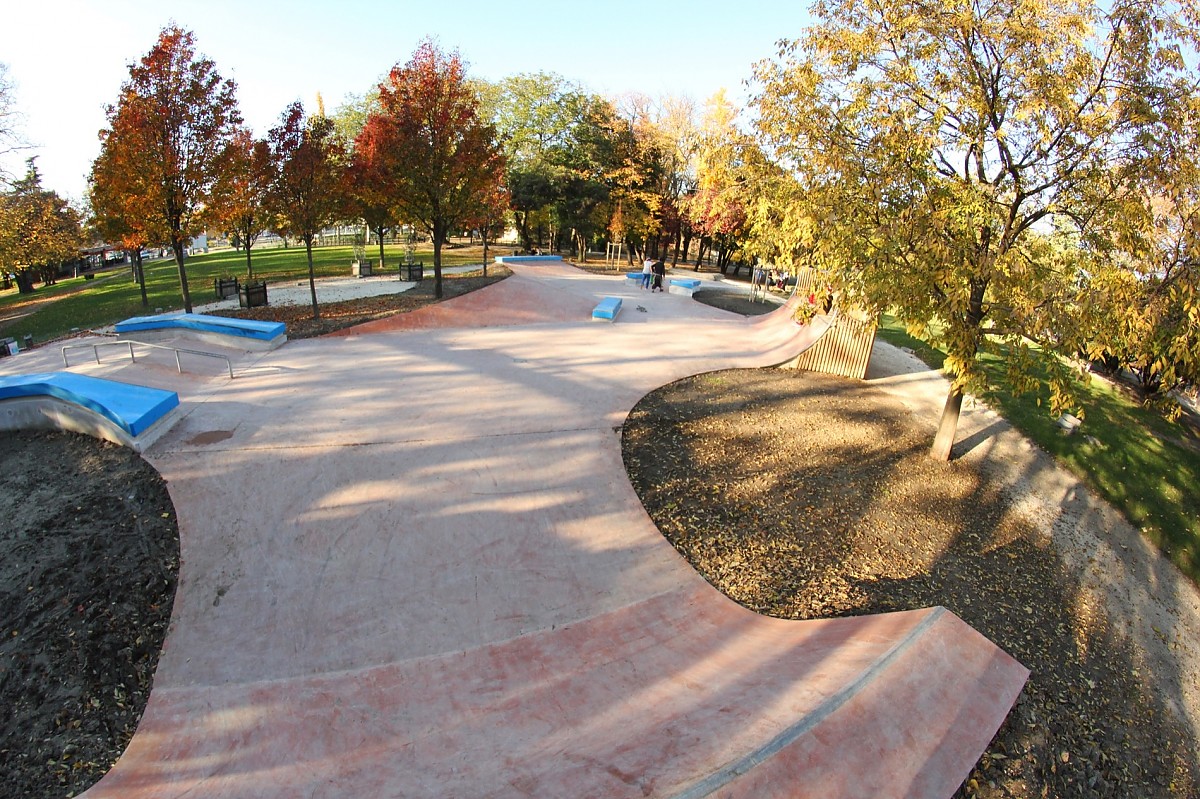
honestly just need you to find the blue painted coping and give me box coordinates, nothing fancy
[670,278,702,289]
[592,296,622,320]
[625,272,644,280]
[115,312,286,342]
[0,371,179,437]
[493,255,565,264]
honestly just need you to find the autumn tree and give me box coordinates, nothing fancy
[369,39,504,298]
[268,101,345,319]
[1083,100,1200,411]
[346,116,399,270]
[89,142,165,307]
[753,0,1200,459]
[0,159,83,293]
[462,182,509,275]
[98,26,240,313]
[684,91,758,274]
[211,128,273,280]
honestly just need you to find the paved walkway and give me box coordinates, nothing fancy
[3,261,1027,798]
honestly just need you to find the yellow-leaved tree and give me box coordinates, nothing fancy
[753,0,1200,459]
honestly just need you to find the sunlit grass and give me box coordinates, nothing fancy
[877,313,1200,584]
[0,243,484,344]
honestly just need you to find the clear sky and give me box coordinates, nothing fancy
[0,0,811,203]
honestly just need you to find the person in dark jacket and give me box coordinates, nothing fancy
[651,258,666,292]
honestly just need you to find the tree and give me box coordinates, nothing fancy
[98,26,240,313]
[753,0,1200,459]
[268,101,345,319]
[462,182,509,275]
[0,159,83,293]
[368,39,504,298]
[211,128,273,280]
[89,141,165,307]
[346,115,399,270]
[683,91,760,274]
[1084,126,1200,411]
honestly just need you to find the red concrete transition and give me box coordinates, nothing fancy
[73,261,1027,799]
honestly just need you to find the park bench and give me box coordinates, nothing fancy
[115,312,287,351]
[668,278,702,297]
[591,296,622,322]
[0,371,180,452]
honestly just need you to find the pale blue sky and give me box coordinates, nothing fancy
[1,0,811,202]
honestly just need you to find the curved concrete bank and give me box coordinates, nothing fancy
[51,262,1025,798]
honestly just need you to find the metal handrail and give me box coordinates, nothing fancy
[62,339,235,379]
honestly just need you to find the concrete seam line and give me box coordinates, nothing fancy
[668,606,948,799]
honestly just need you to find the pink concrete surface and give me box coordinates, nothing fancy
[13,262,1027,798]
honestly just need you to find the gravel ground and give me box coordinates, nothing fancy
[622,364,1199,798]
[0,431,177,799]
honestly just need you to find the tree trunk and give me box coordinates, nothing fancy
[172,240,193,314]
[244,238,254,280]
[376,226,387,270]
[305,237,320,320]
[132,251,148,307]
[482,230,489,277]
[515,211,532,252]
[930,386,964,461]
[432,222,445,299]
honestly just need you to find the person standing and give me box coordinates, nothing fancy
[641,257,654,290]
[651,258,666,292]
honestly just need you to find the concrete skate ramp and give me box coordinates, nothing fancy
[79,262,1027,798]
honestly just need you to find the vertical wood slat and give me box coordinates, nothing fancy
[783,311,877,380]
[777,268,876,379]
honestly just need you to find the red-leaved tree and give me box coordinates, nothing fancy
[212,128,273,280]
[97,26,240,313]
[366,39,504,298]
[462,183,509,277]
[345,120,398,271]
[268,101,345,319]
[89,141,165,307]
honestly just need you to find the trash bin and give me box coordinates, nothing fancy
[214,277,240,299]
[239,281,268,308]
[402,262,424,281]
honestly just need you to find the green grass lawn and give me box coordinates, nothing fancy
[877,314,1200,585]
[0,243,484,344]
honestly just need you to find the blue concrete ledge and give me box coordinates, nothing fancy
[592,296,622,321]
[116,312,286,342]
[493,255,565,264]
[670,279,702,290]
[0,371,179,438]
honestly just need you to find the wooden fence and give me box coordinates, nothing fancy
[779,267,877,380]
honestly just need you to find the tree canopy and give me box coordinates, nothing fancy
[211,127,274,280]
[97,26,240,313]
[268,101,345,319]
[0,159,82,292]
[753,0,1200,458]
[363,39,504,298]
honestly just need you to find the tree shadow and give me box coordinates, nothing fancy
[622,366,1200,797]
